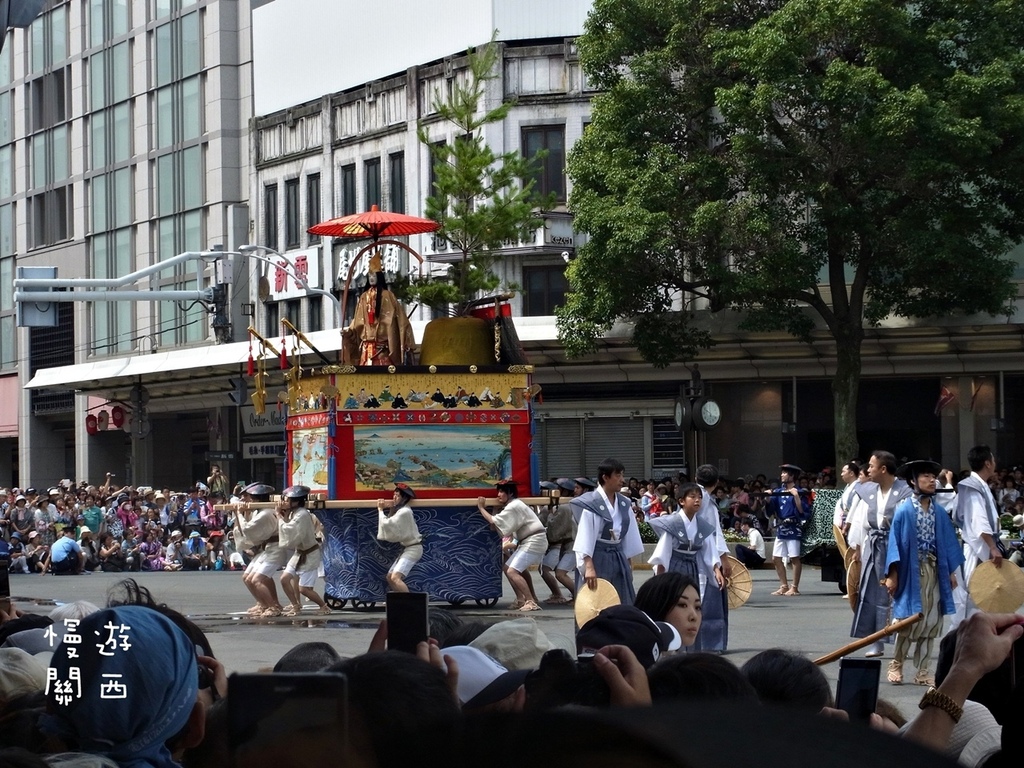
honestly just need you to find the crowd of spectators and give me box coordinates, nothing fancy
[616,462,1024,538]
[0,466,254,576]
[0,575,1019,768]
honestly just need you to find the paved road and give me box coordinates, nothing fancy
[7,566,933,717]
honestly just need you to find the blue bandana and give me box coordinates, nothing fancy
[41,605,198,768]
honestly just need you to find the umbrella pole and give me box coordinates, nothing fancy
[813,613,923,665]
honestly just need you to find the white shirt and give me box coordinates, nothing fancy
[747,528,765,558]
[573,486,644,568]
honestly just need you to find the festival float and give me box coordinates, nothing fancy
[246,207,544,609]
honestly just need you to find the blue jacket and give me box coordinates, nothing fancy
[885,497,964,618]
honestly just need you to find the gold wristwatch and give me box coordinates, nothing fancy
[918,687,963,723]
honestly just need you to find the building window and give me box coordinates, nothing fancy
[522,125,566,203]
[264,300,279,338]
[90,167,132,233]
[522,265,569,316]
[154,10,200,88]
[154,210,204,349]
[0,90,12,143]
[30,3,67,75]
[389,152,405,213]
[90,102,132,168]
[284,178,300,249]
[340,164,356,216]
[90,228,134,354]
[154,0,198,22]
[0,252,14,369]
[90,0,130,47]
[154,75,200,148]
[155,145,202,216]
[365,157,381,209]
[30,187,72,248]
[307,173,321,243]
[264,183,278,250]
[0,203,13,259]
[307,299,322,333]
[29,68,68,131]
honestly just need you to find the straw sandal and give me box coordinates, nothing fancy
[261,606,283,618]
[316,605,332,615]
[770,587,789,596]
[784,587,801,596]
[508,599,525,610]
[887,660,903,685]
[282,605,300,617]
[913,670,935,687]
[543,596,570,605]
[518,600,542,612]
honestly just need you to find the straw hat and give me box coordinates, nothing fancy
[968,559,1024,613]
[833,523,849,561]
[573,578,621,628]
[845,548,861,612]
[723,555,753,609]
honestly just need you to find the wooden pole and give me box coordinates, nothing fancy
[813,613,923,665]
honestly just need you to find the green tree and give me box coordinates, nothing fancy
[561,0,1024,465]
[414,35,553,316]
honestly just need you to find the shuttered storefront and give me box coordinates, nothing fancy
[540,417,646,480]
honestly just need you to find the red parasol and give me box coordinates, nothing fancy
[307,205,440,240]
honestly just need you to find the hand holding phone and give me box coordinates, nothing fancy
[228,672,347,766]
[386,592,429,654]
[835,657,880,722]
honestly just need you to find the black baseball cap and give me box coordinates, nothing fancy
[576,605,682,669]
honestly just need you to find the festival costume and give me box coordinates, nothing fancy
[848,478,911,641]
[342,283,415,366]
[766,486,813,558]
[571,488,644,605]
[540,503,576,572]
[280,505,322,587]
[649,511,727,651]
[492,499,547,572]
[885,494,964,680]
[377,503,422,577]
[953,473,1002,622]
[237,507,287,578]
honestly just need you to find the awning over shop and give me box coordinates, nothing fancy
[25,329,347,403]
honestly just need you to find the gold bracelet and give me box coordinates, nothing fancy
[918,686,963,724]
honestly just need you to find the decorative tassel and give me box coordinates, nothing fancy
[280,337,288,370]
[247,339,255,377]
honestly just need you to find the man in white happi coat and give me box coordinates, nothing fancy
[950,444,1004,626]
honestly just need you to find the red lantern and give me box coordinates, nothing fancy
[110,405,125,428]
[85,414,98,435]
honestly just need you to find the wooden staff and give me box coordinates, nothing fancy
[813,613,923,665]
[215,495,555,512]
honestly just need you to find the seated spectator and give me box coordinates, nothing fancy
[98,532,127,573]
[44,529,84,575]
[181,532,206,571]
[78,527,101,572]
[734,520,766,568]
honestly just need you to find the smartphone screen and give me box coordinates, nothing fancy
[835,657,880,722]
[228,672,347,765]
[386,592,429,654]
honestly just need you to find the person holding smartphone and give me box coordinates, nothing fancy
[377,482,422,593]
[883,460,965,686]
